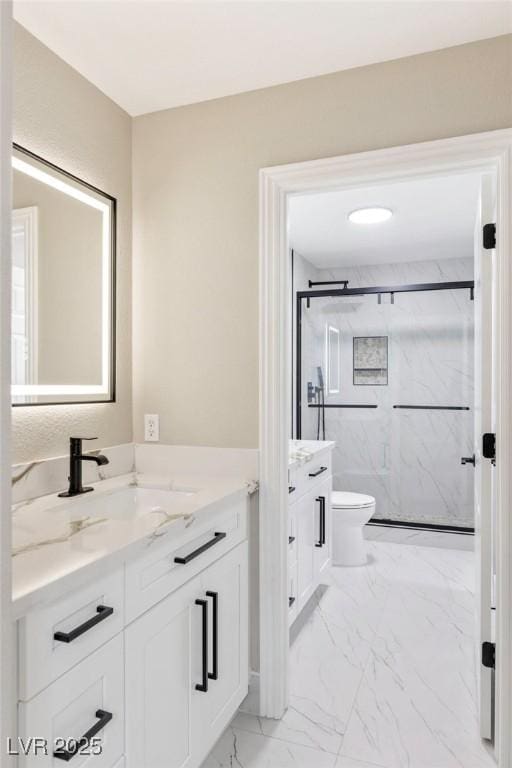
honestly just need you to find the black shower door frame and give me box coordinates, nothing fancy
[294,279,475,533]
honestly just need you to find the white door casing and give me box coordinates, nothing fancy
[474,173,496,741]
[0,4,13,767]
[259,129,512,768]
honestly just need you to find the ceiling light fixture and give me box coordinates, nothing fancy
[348,207,393,224]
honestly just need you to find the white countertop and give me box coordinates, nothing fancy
[12,472,253,617]
[289,439,335,469]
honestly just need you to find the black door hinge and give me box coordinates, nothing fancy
[482,641,496,669]
[483,433,496,465]
[483,223,496,250]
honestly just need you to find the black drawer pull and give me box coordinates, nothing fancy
[315,496,326,547]
[53,605,114,644]
[309,466,327,478]
[288,486,296,494]
[174,532,226,564]
[206,591,218,680]
[288,535,296,545]
[195,599,208,692]
[288,596,296,607]
[53,709,112,761]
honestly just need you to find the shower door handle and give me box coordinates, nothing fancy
[461,455,476,466]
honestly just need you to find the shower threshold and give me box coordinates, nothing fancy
[367,518,475,535]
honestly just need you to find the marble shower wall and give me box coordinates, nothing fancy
[297,256,475,528]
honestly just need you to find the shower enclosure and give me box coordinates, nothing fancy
[293,258,475,531]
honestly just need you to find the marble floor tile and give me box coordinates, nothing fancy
[202,540,492,768]
[201,726,337,768]
[339,635,494,768]
[339,542,494,768]
[232,703,342,755]
[286,563,392,740]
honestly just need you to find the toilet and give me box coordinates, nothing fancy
[331,491,376,566]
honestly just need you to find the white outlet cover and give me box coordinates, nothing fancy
[144,414,159,442]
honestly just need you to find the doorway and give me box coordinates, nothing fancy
[283,170,493,766]
[258,130,512,767]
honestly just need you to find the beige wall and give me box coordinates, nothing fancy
[13,23,132,462]
[132,35,512,449]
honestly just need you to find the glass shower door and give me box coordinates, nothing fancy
[296,277,474,531]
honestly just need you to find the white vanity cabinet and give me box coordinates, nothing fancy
[288,445,332,624]
[125,541,248,768]
[18,634,125,768]
[192,542,248,760]
[125,577,199,768]
[14,495,249,768]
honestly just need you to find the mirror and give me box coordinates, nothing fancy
[11,145,116,405]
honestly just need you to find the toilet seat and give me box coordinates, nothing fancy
[331,491,375,509]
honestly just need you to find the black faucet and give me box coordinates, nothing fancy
[58,437,110,498]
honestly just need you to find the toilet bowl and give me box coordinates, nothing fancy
[331,491,376,566]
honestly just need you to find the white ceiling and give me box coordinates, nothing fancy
[13,0,512,116]
[288,173,482,268]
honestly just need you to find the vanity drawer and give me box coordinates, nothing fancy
[18,570,124,701]
[18,634,124,767]
[291,453,332,499]
[125,497,247,622]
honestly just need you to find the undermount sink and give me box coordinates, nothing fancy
[65,486,196,521]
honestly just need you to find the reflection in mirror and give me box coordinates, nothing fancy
[326,325,340,395]
[11,145,115,405]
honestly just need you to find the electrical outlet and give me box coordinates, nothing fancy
[144,414,159,442]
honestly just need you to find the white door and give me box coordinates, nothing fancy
[193,542,248,765]
[473,172,496,741]
[125,577,200,768]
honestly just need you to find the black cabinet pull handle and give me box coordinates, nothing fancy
[195,599,208,693]
[174,532,226,564]
[288,486,296,494]
[461,455,476,466]
[53,709,112,761]
[53,605,114,644]
[309,466,327,478]
[288,596,296,607]
[315,496,326,547]
[206,591,218,680]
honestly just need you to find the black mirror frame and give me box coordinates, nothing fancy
[11,143,116,407]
